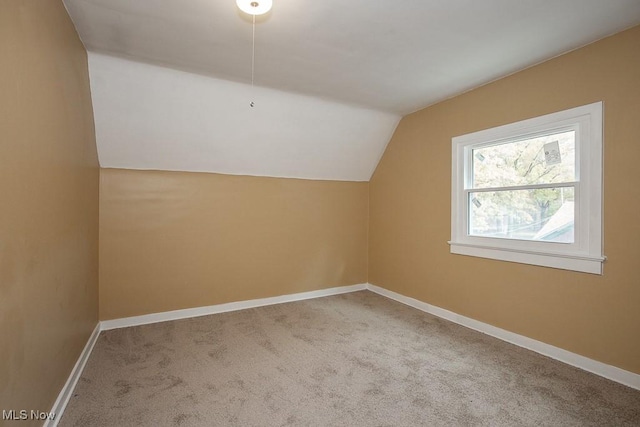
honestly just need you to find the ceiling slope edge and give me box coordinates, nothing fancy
[89,53,401,182]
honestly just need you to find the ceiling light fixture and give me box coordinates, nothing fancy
[236,0,272,107]
[236,0,272,16]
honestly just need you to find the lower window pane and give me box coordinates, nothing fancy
[469,187,574,242]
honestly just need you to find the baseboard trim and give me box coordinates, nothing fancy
[45,323,101,427]
[47,284,367,424]
[100,283,368,331]
[367,283,640,391]
[47,281,638,427]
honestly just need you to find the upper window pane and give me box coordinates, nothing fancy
[472,130,575,189]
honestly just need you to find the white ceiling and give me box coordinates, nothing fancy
[89,53,399,181]
[64,0,640,115]
[63,0,640,181]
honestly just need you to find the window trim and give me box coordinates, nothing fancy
[449,102,605,274]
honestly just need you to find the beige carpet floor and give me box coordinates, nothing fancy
[60,291,640,426]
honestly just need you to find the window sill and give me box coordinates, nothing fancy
[448,242,605,275]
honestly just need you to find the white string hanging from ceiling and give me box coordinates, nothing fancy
[236,0,273,108]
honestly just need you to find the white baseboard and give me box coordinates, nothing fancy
[47,280,638,427]
[45,323,101,427]
[367,283,640,391]
[101,282,640,391]
[100,283,368,330]
[46,283,367,424]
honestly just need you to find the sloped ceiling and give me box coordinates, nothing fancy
[88,53,398,181]
[63,0,640,181]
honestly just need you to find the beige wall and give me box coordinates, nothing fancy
[99,169,368,320]
[0,0,99,422]
[370,26,640,374]
[2,3,636,418]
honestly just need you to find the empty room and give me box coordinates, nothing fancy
[2,0,640,426]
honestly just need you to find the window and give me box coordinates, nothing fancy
[450,102,604,274]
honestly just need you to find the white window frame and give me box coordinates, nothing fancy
[450,102,605,274]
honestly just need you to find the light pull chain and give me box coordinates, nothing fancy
[250,14,255,107]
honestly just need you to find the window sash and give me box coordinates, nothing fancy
[464,181,577,194]
[450,102,604,274]
[465,125,579,190]
[467,185,576,242]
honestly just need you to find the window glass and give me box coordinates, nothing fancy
[469,187,575,242]
[450,102,603,274]
[472,130,575,188]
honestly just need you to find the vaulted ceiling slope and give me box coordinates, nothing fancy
[64,0,640,181]
[88,53,399,181]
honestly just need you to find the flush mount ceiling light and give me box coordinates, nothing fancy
[236,0,272,16]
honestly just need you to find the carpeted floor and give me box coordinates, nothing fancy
[60,291,640,426]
